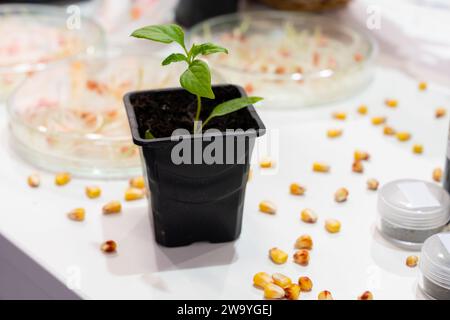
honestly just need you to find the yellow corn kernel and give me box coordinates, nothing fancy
[413,144,423,154]
[290,183,306,196]
[253,272,273,289]
[436,108,447,119]
[67,208,85,222]
[298,277,313,292]
[383,126,396,136]
[358,291,374,300]
[396,132,411,142]
[125,187,145,201]
[272,273,292,289]
[301,208,318,224]
[385,99,398,108]
[406,255,419,268]
[295,235,313,250]
[367,178,379,191]
[352,161,364,174]
[101,240,117,254]
[334,188,349,203]
[85,186,101,199]
[325,219,341,234]
[259,158,274,169]
[264,283,285,299]
[259,201,277,215]
[55,172,71,186]
[327,129,343,138]
[285,284,301,300]
[269,248,288,265]
[433,168,442,182]
[318,290,333,300]
[371,116,386,126]
[332,112,347,121]
[27,174,40,188]
[313,162,330,173]
[357,105,368,115]
[102,201,122,215]
[418,82,427,91]
[293,249,310,266]
[354,150,370,161]
[129,176,145,189]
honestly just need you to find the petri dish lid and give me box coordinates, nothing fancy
[378,179,450,229]
[420,232,450,289]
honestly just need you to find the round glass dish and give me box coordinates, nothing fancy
[0,4,104,101]
[377,179,450,250]
[7,53,187,179]
[190,11,376,109]
[419,232,450,300]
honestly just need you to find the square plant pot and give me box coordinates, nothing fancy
[124,85,266,247]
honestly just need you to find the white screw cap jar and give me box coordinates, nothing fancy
[377,179,450,250]
[419,232,450,300]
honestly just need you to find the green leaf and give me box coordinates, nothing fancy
[162,53,187,66]
[131,24,185,48]
[145,130,155,140]
[191,43,228,59]
[204,96,263,125]
[180,60,214,99]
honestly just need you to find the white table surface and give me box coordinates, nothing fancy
[1,65,449,300]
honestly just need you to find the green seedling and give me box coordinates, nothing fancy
[131,24,263,135]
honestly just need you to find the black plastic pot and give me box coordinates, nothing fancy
[175,0,239,27]
[124,85,265,247]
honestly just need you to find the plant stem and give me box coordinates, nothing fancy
[194,95,202,133]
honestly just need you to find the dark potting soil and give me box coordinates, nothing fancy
[380,220,446,244]
[422,277,450,300]
[129,86,260,139]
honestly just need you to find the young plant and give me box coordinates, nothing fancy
[131,24,262,135]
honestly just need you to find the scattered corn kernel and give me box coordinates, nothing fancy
[318,290,333,300]
[433,168,442,182]
[55,172,71,186]
[125,187,145,201]
[352,161,364,174]
[290,183,306,196]
[371,116,386,126]
[27,174,40,188]
[358,291,374,300]
[332,112,347,120]
[293,249,310,266]
[259,158,274,169]
[385,99,398,108]
[285,284,301,300]
[298,277,313,292]
[367,178,379,191]
[383,126,396,136]
[327,129,343,138]
[295,235,313,250]
[102,201,122,215]
[396,132,411,142]
[412,144,423,154]
[301,209,318,224]
[269,248,288,265]
[334,188,349,203]
[101,240,117,254]
[272,273,292,289]
[129,176,145,189]
[253,272,273,289]
[259,201,277,215]
[357,105,368,115]
[85,186,101,199]
[406,255,419,268]
[436,108,447,118]
[67,208,85,222]
[325,219,341,234]
[313,162,330,173]
[418,82,427,91]
[354,150,370,161]
[264,283,285,299]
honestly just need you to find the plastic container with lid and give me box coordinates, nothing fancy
[419,232,450,300]
[377,179,450,250]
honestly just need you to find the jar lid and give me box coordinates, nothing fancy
[420,232,450,289]
[378,179,450,229]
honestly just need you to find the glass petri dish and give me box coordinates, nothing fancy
[7,53,191,179]
[0,4,104,101]
[190,11,377,109]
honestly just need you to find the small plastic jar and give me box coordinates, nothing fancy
[377,179,450,250]
[419,232,450,300]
